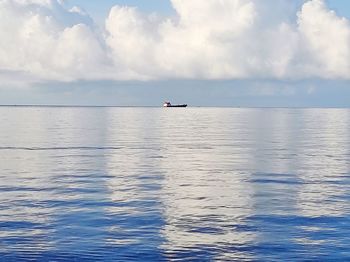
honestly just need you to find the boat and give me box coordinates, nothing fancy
[163,101,187,108]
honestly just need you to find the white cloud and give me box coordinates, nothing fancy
[0,0,349,85]
[0,0,110,82]
[297,0,350,78]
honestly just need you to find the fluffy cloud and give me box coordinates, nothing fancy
[0,0,349,84]
[0,0,110,82]
[297,0,350,78]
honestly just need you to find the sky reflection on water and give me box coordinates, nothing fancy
[0,107,350,261]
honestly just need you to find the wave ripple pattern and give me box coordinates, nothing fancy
[0,107,349,261]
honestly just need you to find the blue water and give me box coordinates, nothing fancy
[0,107,349,261]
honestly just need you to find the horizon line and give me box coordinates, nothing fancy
[0,104,350,109]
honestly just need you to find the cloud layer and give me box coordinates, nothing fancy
[0,0,349,84]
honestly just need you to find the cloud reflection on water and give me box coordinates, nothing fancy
[0,107,350,260]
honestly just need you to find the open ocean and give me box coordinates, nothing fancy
[0,106,349,261]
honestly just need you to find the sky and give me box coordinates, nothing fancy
[0,0,350,107]
[67,0,350,22]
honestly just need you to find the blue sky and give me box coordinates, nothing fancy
[0,0,350,107]
[1,78,350,107]
[66,0,175,24]
[327,0,350,18]
[67,0,350,20]
[67,0,172,14]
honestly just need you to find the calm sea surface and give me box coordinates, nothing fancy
[0,107,349,261]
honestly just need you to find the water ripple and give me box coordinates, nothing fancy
[0,107,349,260]
[0,146,123,151]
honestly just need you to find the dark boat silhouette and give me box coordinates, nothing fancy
[163,101,187,108]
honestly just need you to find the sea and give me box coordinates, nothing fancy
[0,106,349,261]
